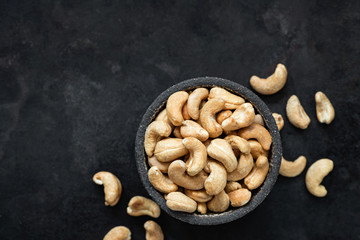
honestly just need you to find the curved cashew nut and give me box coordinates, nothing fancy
[168,160,207,190]
[166,91,189,126]
[248,139,268,159]
[200,99,225,138]
[227,153,254,181]
[216,110,232,124]
[182,103,191,120]
[222,103,255,131]
[145,121,172,157]
[315,91,335,124]
[93,171,122,207]
[154,138,188,162]
[127,196,160,218]
[187,88,209,120]
[180,120,209,142]
[286,95,311,129]
[272,113,284,131]
[224,181,242,193]
[104,226,131,240]
[183,137,207,176]
[224,135,250,154]
[305,158,333,197]
[148,156,170,173]
[166,192,197,213]
[155,109,174,129]
[228,188,252,207]
[204,160,227,195]
[208,87,245,106]
[144,220,164,240]
[148,166,178,193]
[173,126,182,138]
[238,123,272,151]
[244,155,269,190]
[253,114,264,126]
[207,190,230,213]
[184,189,213,202]
[279,156,307,177]
[250,63,287,95]
[207,139,237,172]
[197,202,207,214]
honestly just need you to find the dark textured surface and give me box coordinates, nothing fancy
[0,0,359,239]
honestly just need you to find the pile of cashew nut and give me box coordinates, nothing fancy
[144,87,273,214]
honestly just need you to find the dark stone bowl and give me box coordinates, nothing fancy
[135,77,282,225]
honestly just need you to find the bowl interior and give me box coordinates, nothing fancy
[135,77,282,225]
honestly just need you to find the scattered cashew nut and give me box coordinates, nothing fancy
[222,103,255,131]
[127,196,160,218]
[183,137,207,176]
[228,188,252,207]
[93,171,122,207]
[180,120,209,141]
[207,190,229,213]
[279,156,307,177]
[315,91,335,124]
[187,88,209,120]
[144,220,164,240]
[154,138,188,162]
[200,99,225,138]
[244,155,269,190]
[227,153,254,181]
[204,160,227,195]
[250,63,287,95]
[238,123,272,151]
[305,158,334,197]
[166,91,189,126]
[166,192,197,213]
[148,166,178,193]
[103,226,131,240]
[207,139,238,172]
[286,95,311,129]
[144,121,172,157]
[272,113,284,131]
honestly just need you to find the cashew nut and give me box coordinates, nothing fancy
[208,87,245,106]
[180,120,209,141]
[207,139,238,172]
[104,226,131,240]
[286,95,311,129]
[168,160,207,190]
[250,63,287,95]
[182,103,191,120]
[187,88,209,120]
[224,135,250,154]
[248,140,268,159]
[204,160,227,195]
[148,166,178,193]
[227,153,254,181]
[272,113,284,131]
[238,123,272,151]
[183,137,207,176]
[244,155,269,190]
[200,99,225,138]
[127,196,160,218]
[279,156,306,177]
[93,171,122,207]
[216,110,232,124]
[144,121,172,157]
[148,156,170,173]
[144,220,164,240]
[155,109,174,129]
[305,159,333,197]
[228,188,252,207]
[315,91,335,124]
[224,181,242,193]
[184,189,213,202]
[253,114,264,126]
[222,103,255,131]
[173,126,182,138]
[207,190,229,213]
[154,138,188,162]
[166,192,197,213]
[166,91,189,126]
[197,202,207,214]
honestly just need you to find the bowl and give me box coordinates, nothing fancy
[135,77,282,225]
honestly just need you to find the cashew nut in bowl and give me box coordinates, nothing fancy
[154,138,188,162]
[180,120,209,141]
[250,63,287,95]
[227,153,254,181]
[182,103,191,120]
[244,155,269,190]
[272,113,284,131]
[279,156,307,177]
[207,190,230,213]
[187,88,209,120]
[148,166,178,193]
[144,121,172,157]
[168,160,208,190]
[197,202,207,214]
[216,110,233,124]
[207,139,238,172]
[228,188,252,207]
[173,126,182,138]
[222,103,255,131]
[155,109,174,129]
[224,135,250,154]
[315,91,335,124]
[248,140,268,159]
[183,137,207,176]
[104,226,131,240]
[127,196,161,218]
[238,123,272,151]
[166,91,189,126]
[144,220,164,240]
[208,87,245,106]
[286,95,311,129]
[93,171,122,207]
[148,156,170,173]
[305,158,334,197]
[200,99,225,138]
[184,189,213,202]
[253,114,264,126]
[204,160,227,195]
[224,181,242,193]
[166,192,197,213]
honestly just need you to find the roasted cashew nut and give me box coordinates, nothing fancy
[238,123,272,151]
[244,155,269,190]
[315,91,335,124]
[207,190,229,213]
[279,156,306,177]
[224,181,242,193]
[224,135,251,154]
[154,138,188,162]
[208,87,245,106]
[93,171,122,207]
[248,140,268,159]
[184,189,213,202]
[200,99,225,138]
[166,91,189,126]
[228,188,252,207]
[148,156,170,173]
[168,160,207,190]
[166,192,197,213]
[187,88,209,120]
[253,114,264,126]
[180,120,209,142]
[183,137,207,176]
[127,196,160,218]
[173,126,182,138]
[216,110,232,124]
[197,202,207,214]
[250,63,287,95]
[227,153,254,181]
[204,160,227,195]
[148,166,178,193]
[222,103,255,131]
[271,113,284,131]
[207,139,237,172]
[104,226,131,240]
[305,158,333,197]
[144,121,172,157]
[182,103,191,120]
[155,109,174,129]
[286,95,311,129]
[144,220,164,240]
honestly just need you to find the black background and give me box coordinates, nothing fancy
[0,0,359,239]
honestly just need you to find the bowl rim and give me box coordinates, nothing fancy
[135,77,282,225]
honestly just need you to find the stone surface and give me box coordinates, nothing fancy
[0,0,359,239]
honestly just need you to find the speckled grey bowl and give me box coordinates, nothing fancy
[135,77,282,225]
